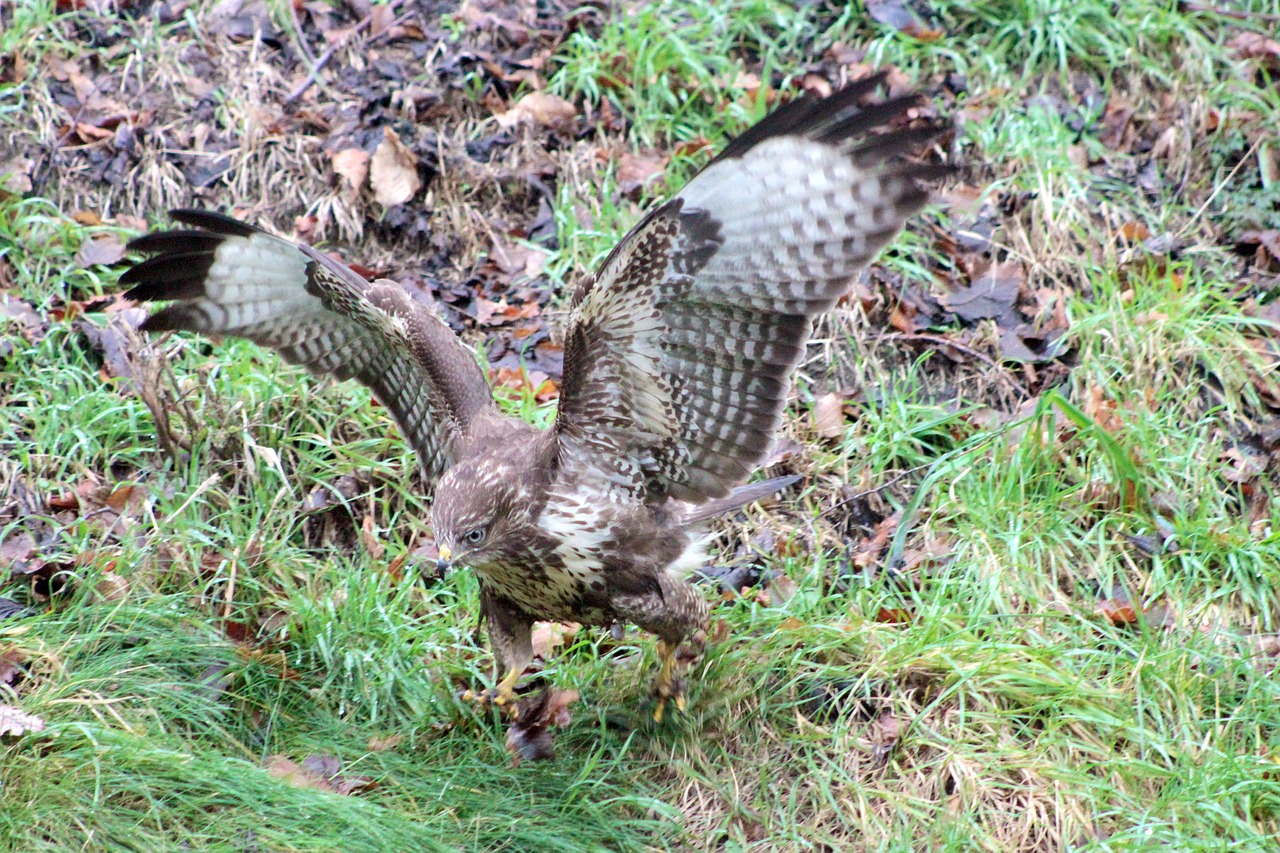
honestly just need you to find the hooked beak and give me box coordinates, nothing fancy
[434,544,453,580]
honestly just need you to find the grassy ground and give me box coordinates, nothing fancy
[3,0,1280,850]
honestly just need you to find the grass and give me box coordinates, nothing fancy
[3,0,1280,850]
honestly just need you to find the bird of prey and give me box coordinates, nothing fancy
[120,75,948,720]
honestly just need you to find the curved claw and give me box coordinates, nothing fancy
[461,667,523,719]
[651,639,690,722]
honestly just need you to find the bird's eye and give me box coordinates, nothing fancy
[465,527,485,544]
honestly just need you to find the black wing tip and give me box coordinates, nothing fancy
[712,73,950,166]
[122,211,252,305]
[168,208,259,238]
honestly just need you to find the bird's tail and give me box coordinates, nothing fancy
[680,475,801,525]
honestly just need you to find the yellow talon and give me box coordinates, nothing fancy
[652,640,687,722]
[463,666,523,718]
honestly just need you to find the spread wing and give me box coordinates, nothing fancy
[121,210,495,481]
[552,76,950,503]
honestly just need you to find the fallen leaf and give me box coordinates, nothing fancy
[485,235,549,280]
[530,621,579,661]
[1,293,46,342]
[367,733,403,751]
[506,687,579,766]
[1229,31,1280,63]
[266,755,332,791]
[0,647,25,685]
[943,261,1023,325]
[1118,221,1151,243]
[813,392,846,439]
[615,150,667,199]
[94,572,129,602]
[330,147,370,195]
[852,512,900,569]
[1096,597,1139,626]
[865,0,944,40]
[769,573,798,606]
[1,156,34,194]
[76,235,127,268]
[0,532,37,564]
[874,607,914,624]
[1239,230,1280,265]
[369,127,421,208]
[0,705,45,737]
[360,516,384,560]
[497,91,577,129]
[869,710,902,762]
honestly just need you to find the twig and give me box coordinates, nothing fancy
[287,0,316,65]
[884,332,1032,399]
[1181,135,1263,237]
[822,461,935,517]
[1179,1,1280,23]
[284,1,407,105]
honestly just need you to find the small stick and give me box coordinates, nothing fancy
[885,331,1032,399]
[285,1,407,105]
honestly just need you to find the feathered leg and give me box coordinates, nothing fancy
[463,587,532,718]
[618,577,710,721]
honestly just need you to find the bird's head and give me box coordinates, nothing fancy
[430,456,527,576]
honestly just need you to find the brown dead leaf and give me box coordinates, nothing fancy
[367,733,403,752]
[1,293,47,342]
[94,571,129,602]
[530,621,579,661]
[486,235,549,280]
[874,607,914,624]
[852,512,901,569]
[1118,221,1151,243]
[1221,446,1264,485]
[0,705,45,737]
[674,137,713,159]
[866,709,903,763]
[944,261,1023,325]
[497,91,577,129]
[813,392,846,439]
[865,0,944,40]
[266,755,332,791]
[369,127,421,208]
[330,147,370,196]
[615,150,667,199]
[0,532,36,564]
[0,647,26,685]
[1083,384,1126,434]
[769,572,798,606]
[1,156,34,194]
[1239,230,1280,266]
[266,753,373,794]
[1096,597,1139,627]
[1229,31,1280,63]
[799,72,834,98]
[506,687,579,766]
[76,235,127,268]
[104,483,142,513]
[360,515,384,560]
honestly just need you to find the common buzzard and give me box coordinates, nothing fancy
[121,75,948,719]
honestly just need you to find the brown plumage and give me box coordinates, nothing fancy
[121,76,949,719]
